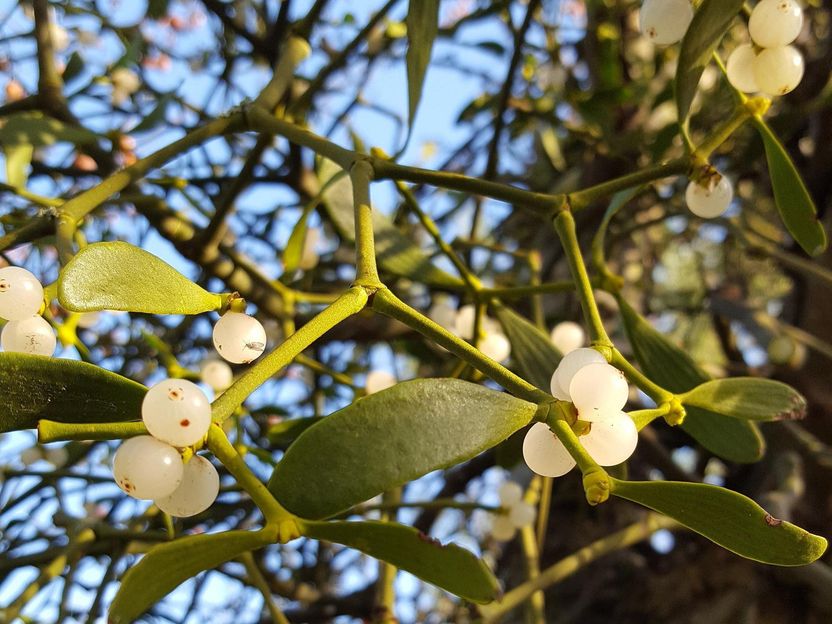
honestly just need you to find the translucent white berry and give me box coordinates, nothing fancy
[553,348,606,400]
[0,267,44,321]
[498,481,524,507]
[142,378,212,447]
[365,370,397,394]
[455,304,477,340]
[45,446,69,467]
[753,45,804,96]
[550,321,585,354]
[522,422,576,477]
[639,0,694,46]
[428,300,458,332]
[580,412,639,466]
[749,0,803,48]
[568,362,630,422]
[200,359,233,392]
[685,176,733,218]
[509,502,536,528]
[550,369,571,401]
[1,316,56,356]
[480,331,511,363]
[113,435,184,500]
[154,455,220,517]
[726,44,760,93]
[491,514,517,542]
[212,312,267,364]
[21,447,42,466]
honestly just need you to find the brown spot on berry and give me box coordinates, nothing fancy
[168,387,184,401]
[180,419,190,427]
[0,280,9,292]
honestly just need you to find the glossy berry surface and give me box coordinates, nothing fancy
[112,435,184,500]
[569,362,629,421]
[639,0,694,46]
[550,321,585,355]
[685,176,734,218]
[212,312,267,364]
[142,378,212,447]
[154,455,220,517]
[580,412,639,466]
[200,359,234,392]
[753,45,805,96]
[522,422,577,477]
[553,348,606,400]
[726,44,760,93]
[1,316,56,356]
[749,0,803,48]
[0,267,44,321]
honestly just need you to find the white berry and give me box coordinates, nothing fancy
[639,0,694,46]
[550,321,585,354]
[365,370,397,394]
[569,362,629,422]
[113,435,184,500]
[200,359,233,392]
[498,481,524,507]
[522,422,576,477]
[480,331,511,363]
[428,300,458,332]
[1,316,56,356]
[212,312,267,364]
[726,44,760,93]
[753,45,804,96]
[580,412,639,466]
[490,514,517,542]
[509,502,536,528]
[455,304,477,340]
[142,378,212,447]
[553,348,606,400]
[0,267,44,321]
[154,455,220,517]
[549,370,571,401]
[749,0,803,48]
[685,176,733,218]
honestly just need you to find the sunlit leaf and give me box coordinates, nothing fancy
[405,0,440,129]
[681,377,806,422]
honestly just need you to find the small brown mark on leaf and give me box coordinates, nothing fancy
[765,513,783,527]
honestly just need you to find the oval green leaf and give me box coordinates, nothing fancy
[752,118,827,257]
[495,305,561,392]
[612,478,827,566]
[59,241,223,314]
[681,377,806,422]
[0,353,146,433]
[405,0,440,129]
[318,158,465,289]
[675,0,744,123]
[109,530,272,624]
[617,297,765,463]
[304,519,499,604]
[269,378,538,519]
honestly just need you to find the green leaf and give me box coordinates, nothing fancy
[675,0,744,124]
[494,306,561,392]
[318,158,464,289]
[752,118,827,256]
[612,479,827,566]
[405,0,440,128]
[617,297,765,463]
[62,52,85,83]
[109,530,272,624]
[58,242,223,314]
[0,112,100,148]
[305,520,499,604]
[682,377,806,422]
[269,378,537,519]
[0,353,145,433]
[5,143,33,188]
[267,416,323,448]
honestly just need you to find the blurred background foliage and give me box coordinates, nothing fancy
[0,0,831,622]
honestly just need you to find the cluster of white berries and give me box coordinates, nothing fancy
[428,300,511,363]
[112,379,219,517]
[727,0,805,97]
[0,267,56,357]
[639,0,694,46]
[523,349,638,477]
[212,310,267,364]
[489,481,536,542]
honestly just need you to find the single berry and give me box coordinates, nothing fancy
[522,422,576,477]
[550,321,585,355]
[549,370,571,401]
[0,267,44,321]
[580,412,639,466]
[154,455,220,517]
[142,378,212,447]
[365,370,397,394]
[454,304,477,340]
[490,514,517,542]
[480,331,511,363]
[45,446,69,467]
[200,359,233,392]
[553,348,606,400]
[685,176,733,218]
[428,300,458,332]
[726,44,760,93]
[20,447,42,466]
[212,312,267,364]
[753,45,804,96]
[639,0,694,46]
[1,316,57,356]
[568,362,630,421]
[498,481,524,507]
[509,502,536,528]
[749,0,803,48]
[113,435,184,500]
